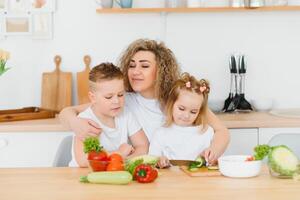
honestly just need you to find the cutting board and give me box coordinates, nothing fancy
[180,166,221,177]
[41,55,72,112]
[76,55,91,105]
[0,107,56,122]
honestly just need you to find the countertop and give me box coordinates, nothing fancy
[1,111,300,132]
[0,166,299,200]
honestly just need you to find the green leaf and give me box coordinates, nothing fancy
[83,137,103,153]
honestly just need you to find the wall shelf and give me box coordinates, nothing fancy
[96,6,300,14]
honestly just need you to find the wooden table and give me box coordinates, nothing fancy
[0,166,299,200]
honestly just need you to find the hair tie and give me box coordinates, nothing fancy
[200,85,207,93]
[185,81,191,88]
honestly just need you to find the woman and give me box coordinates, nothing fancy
[59,39,229,164]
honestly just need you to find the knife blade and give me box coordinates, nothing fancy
[169,159,194,166]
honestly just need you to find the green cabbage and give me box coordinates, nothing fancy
[268,145,299,176]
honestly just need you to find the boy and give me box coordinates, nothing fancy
[69,63,149,167]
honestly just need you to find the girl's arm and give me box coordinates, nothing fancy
[206,109,230,158]
[59,104,101,139]
[73,136,88,167]
[127,129,149,158]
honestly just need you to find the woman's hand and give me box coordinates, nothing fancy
[157,156,170,169]
[70,117,102,141]
[118,143,135,157]
[200,147,219,166]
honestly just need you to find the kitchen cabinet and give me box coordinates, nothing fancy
[223,128,258,156]
[0,132,72,168]
[258,128,300,144]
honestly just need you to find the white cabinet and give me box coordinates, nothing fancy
[0,132,72,168]
[223,128,258,156]
[258,128,300,144]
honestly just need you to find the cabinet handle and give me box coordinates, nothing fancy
[0,138,8,149]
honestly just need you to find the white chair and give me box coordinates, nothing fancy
[53,135,73,167]
[268,133,300,158]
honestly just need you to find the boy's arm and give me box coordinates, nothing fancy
[59,104,102,139]
[207,109,230,157]
[74,136,88,167]
[127,129,149,158]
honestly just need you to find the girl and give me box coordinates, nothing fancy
[59,39,229,164]
[149,73,215,168]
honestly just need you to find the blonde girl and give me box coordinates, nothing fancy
[149,73,218,168]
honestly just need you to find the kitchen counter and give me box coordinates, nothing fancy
[0,166,299,200]
[1,111,300,132]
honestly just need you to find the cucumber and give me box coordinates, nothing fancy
[80,171,132,185]
[207,165,219,170]
[195,157,206,168]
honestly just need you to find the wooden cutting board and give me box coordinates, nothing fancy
[41,55,72,112]
[180,166,221,177]
[76,55,91,105]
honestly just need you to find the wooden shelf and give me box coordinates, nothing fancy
[96,6,300,14]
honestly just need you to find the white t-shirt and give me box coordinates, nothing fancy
[149,124,214,160]
[69,106,142,167]
[125,93,164,142]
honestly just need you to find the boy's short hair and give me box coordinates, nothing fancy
[89,62,123,91]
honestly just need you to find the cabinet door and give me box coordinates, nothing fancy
[0,132,72,168]
[223,128,258,156]
[258,128,300,144]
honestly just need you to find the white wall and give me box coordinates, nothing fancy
[1,0,300,110]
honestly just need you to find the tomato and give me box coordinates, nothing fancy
[106,161,124,171]
[88,160,108,172]
[88,151,108,161]
[245,156,255,161]
[108,153,123,163]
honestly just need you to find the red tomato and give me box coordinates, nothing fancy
[108,153,123,163]
[88,160,108,172]
[245,156,255,161]
[106,161,124,171]
[87,151,108,161]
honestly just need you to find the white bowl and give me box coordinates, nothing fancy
[218,155,262,178]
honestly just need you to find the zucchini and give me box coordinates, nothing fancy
[80,171,132,185]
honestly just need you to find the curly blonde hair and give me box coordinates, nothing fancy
[118,39,180,108]
[165,72,210,128]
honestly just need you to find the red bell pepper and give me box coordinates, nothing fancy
[134,164,158,183]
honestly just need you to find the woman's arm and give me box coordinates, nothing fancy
[206,109,230,158]
[59,104,101,139]
[127,129,149,158]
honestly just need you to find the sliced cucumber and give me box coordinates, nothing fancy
[195,157,206,168]
[207,165,219,170]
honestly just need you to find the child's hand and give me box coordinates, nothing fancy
[200,147,219,166]
[71,117,102,141]
[118,143,135,158]
[157,156,170,169]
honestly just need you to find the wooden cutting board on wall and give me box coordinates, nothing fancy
[77,55,91,105]
[41,55,72,112]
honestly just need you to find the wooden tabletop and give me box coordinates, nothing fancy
[1,111,300,132]
[0,166,299,200]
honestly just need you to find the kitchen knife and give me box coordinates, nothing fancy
[169,159,194,166]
